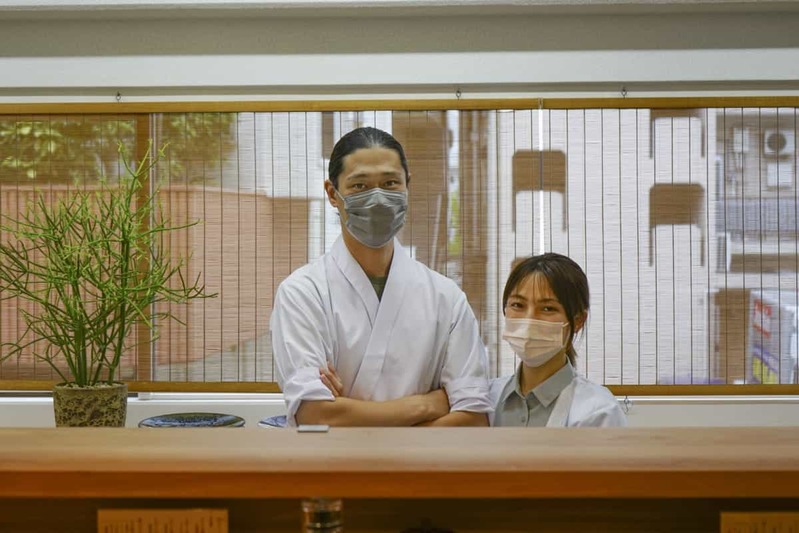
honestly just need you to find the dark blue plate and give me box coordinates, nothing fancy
[138,412,246,428]
[257,414,287,428]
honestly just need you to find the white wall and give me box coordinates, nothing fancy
[3,395,799,428]
[1,3,799,98]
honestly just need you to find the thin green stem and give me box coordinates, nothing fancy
[0,141,214,386]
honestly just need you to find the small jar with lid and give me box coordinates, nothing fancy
[302,498,343,532]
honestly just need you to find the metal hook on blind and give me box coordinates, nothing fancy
[620,86,628,98]
[115,91,122,103]
[455,88,462,100]
[622,395,633,414]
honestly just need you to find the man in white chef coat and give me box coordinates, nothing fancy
[270,127,492,427]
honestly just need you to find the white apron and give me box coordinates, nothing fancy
[545,380,576,427]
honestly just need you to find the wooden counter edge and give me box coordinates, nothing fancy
[1,470,798,499]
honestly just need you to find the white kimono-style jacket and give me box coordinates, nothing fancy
[271,237,492,426]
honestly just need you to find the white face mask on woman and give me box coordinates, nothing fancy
[502,317,568,368]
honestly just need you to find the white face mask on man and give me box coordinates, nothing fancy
[502,317,568,368]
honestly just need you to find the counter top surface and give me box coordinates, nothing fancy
[1,427,797,498]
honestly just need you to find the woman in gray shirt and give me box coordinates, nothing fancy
[489,253,626,427]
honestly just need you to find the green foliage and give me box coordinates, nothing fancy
[155,113,237,186]
[0,143,215,386]
[0,117,136,183]
[0,113,236,185]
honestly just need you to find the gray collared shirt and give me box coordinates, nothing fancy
[492,362,576,427]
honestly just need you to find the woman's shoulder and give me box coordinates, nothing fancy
[489,375,514,402]
[488,375,515,426]
[570,376,626,426]
[572,376,617,401]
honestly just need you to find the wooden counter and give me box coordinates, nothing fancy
[1,427,798,531]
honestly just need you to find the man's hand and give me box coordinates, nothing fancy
[320,364,344,397]
[423,388,451,420]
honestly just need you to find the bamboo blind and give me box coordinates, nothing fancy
[1,99,799,394]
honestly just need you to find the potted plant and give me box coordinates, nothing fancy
[0,143,213,427]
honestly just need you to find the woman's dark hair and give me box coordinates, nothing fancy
[502,253,590,366]
[328,127,410,189]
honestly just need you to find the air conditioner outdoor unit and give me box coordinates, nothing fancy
[763,129,796,157]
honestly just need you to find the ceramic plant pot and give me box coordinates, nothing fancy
[52,382,128,427]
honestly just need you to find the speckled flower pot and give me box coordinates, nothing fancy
[52,382,128,427]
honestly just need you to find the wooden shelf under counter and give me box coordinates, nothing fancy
[1,427,798,532]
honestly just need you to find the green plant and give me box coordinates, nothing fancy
[0,143,214,386]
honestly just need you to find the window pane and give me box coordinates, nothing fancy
[2,104,797,388]
[0,115,138,380]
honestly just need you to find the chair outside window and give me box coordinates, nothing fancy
[511,150,568,230]
[649,183,706,265]
[649,108,706,158]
